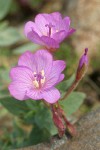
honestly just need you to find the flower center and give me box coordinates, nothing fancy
[33,70,45,88]
[45,23,55,37]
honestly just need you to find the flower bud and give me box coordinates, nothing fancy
[52,106,65,137]
[76,48,88,80]
[66,122,76,136]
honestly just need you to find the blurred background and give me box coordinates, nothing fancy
[0,0,100,149]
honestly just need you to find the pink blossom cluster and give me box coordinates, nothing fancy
[9,12,88,104]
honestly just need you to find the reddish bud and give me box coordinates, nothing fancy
[52,106,65,137]
[67,122,76,136]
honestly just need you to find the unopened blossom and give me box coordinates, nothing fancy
[76,48,88,80]
[24,12,75,50]
[78,48,88,70]
[8,50,66,103]
[51,105,65,137]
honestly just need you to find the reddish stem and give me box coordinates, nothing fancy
[61,79,78,101]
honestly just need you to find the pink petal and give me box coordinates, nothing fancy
[38,13,60,25]
[56,74,65,84]
[41,36,59,49]
[43,88,60,103]
[63,17,70,30]
[35,12,62,28]
[51,12,62,21]
[26,30,44,45]
[68,28,76,36]
[8,81,29,100]
[18,50,53,76]
[10,66,33,84]
[44,60,66,89]
[18,51,37,71]
[52,30,67,43]
[55,17,70,32]
[52,60,66,74]
[26,88,43,100]
[35,14,49,34]
[24,21,42,37]
[33,50,53,76]
[9,67,34,100]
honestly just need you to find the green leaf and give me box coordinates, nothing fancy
[34,108,57,135]
[0,21,8,30]
[25,100,42,111]
[25,101,58,135]
[57,74,75,92]
[0,96,30,116]
[0,90,9,99]
[60,92,86,116]
[0,0,12,20]
[10,122,27,148]
[0,27,22,47]
[27,125,50,145]
[13,43,40,54]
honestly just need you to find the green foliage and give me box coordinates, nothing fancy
[0,22,9,30]
[13,43,40,54]
[58,75,86,116]
[0,25,22,47]
[24,100,57,136]
[0,96,30,116]
[27,125,50,145]
[0,122,28,150]
[0,0,12,20]
[33,104,57,136]
[57,74,75,92]
[60,92,86,116]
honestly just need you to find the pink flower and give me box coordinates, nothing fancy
[8,50,66,103]
[24,12,75,50]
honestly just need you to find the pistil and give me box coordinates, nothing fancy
[45,23,55,37]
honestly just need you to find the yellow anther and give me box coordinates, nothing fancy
[33,80,39,88]
[41,70,45,76]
